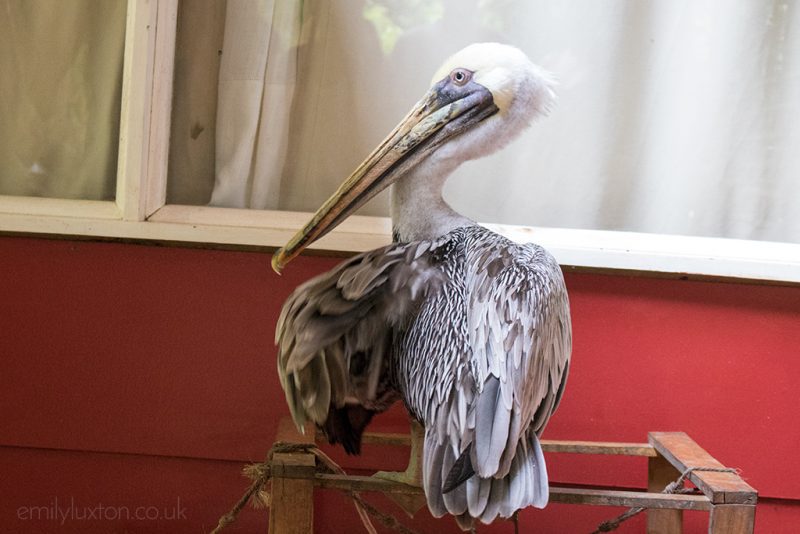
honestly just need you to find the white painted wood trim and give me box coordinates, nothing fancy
[483,223,800,283]
[115,0,159,221]
[2,203,798,284]
[148,205,393,251]
[0,197,120,220]
[144,0,178,218]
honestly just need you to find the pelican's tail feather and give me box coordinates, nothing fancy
[425,431,548,530]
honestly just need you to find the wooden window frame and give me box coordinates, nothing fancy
[1,0,799,285]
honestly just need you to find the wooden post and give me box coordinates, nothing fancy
[709,504,756,534]
[647,453,683,534]
[269,418,315,534]
[268,452,315,534]
[649,432,757,506]
[649,432,757,534]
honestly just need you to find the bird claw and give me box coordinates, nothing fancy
[372,418,424,487]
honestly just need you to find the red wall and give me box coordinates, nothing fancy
[1,236,798,533]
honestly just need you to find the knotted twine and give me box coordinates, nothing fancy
[591,466,741,533]
[209,441,422,534]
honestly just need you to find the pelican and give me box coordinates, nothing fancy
[273,43,571,529]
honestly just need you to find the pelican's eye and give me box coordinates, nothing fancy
[450,68,472,86]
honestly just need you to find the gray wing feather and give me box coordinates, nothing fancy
[420,227,570,524]
[465,240,571,479]
[276,239,445,430]
[388,226,570,524]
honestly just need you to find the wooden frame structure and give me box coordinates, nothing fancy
[268,418,756,534]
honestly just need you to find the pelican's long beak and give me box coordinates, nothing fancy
[272,79,498,273]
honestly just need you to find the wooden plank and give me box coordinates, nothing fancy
[358,431,656,456]
[307,474,713,511]
[144,0,178,218]
[314,473,423,495]
[542,439,656,456]
[269,452,315,534]
[360,431,414,447]
[649,432,757,505]
[0,197,120,219]
[116,0,158,221]
[708,504,756,534]
[549,487,711,511]
[148,205,391,252]
[647,453,683,534]
[484,224,800,285]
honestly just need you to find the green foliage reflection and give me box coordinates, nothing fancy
[362,0,445,54]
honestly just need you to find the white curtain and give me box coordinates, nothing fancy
[209,0,300,209]
[0,0,126,200]
[205,0,800,243]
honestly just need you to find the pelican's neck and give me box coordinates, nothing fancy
[390,156,474,243]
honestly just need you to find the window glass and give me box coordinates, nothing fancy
[168,0,800,243]
[0,0,127,201]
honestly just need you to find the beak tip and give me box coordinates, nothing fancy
[271,250,285,275]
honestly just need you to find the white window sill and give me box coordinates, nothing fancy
[1,199,798,285]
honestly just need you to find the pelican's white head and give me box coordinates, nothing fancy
[427,42,557,163]
[273,43,557,270]
[433,43,556,117]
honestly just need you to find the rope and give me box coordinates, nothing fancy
[210,441,424,534]
[209,463,271,534]
[590,466,740,533]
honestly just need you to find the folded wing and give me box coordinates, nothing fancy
[276,239,446,453]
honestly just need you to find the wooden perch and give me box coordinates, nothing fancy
[265,419,757,534]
